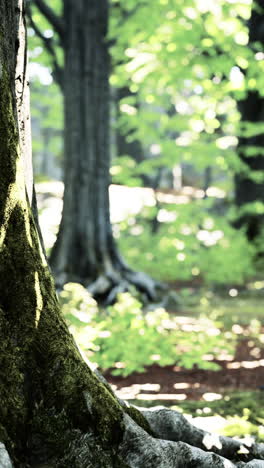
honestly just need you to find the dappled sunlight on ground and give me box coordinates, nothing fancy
[105,333,264,404]
[36,181,264,442]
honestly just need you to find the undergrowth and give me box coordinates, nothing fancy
[116,200,255,285]
[60,284,235,377]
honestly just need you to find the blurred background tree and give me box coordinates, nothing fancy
[27,0,159,303]
[234,0,264,243]
[28,0,264,291]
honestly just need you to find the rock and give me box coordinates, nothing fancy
[0,443,13,468]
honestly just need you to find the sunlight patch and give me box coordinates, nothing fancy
[137,393,187,401]
[203,393,222,402]
[34,271,43,327]
[173,383,190,390]
[0,154,31,248]
[202,433,222,450]
[224,461,233,468]
[237,445,250,455]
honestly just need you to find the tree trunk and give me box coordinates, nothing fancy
[48,0,158,303]
[1,2,264,466]
[115,87,145,163]
[234,0,264,242]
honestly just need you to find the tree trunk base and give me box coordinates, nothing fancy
[3,398,264,467]
[87,269,166,305]
[54,266,168,306]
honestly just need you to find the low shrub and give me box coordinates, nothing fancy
[60,283,235,376]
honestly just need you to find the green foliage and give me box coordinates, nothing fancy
[30,78,63,177]
[193,292,264,327]
[28,0,63,71]
[170,391,264,441]
[29,0,263,186]
[222,408,264,441]
[29,0,264,279]
[29,0,264,244]
[59,282,100,350]
[110,156,142,186]
[31,80,63,130]
[60,284,234,377]
[109,0,263,217]
[116,200,255,285]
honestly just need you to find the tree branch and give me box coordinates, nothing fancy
[26,3,64,89]
[32,0,64,39]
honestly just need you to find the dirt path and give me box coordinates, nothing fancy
[105,339,264,403]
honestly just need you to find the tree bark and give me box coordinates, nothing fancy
[1,2,264,466]
[234,0,264,242]
[115,87,145,163]
[46,0,159,303]
[50,0,116,283]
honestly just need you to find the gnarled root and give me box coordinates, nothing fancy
[119,413,263,468]
[138,406,264,463]
[87,268,167,305]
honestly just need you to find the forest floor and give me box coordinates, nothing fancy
[103,297,264,437]
[36,181,264,437]
[36,180,264,406]
[105,337,264,402]
[104,298,264,437]
[104,287,264,404]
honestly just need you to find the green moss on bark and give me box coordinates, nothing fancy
[0,4,153,467]
[0,196,129,463]
[0,68,19,226]
[0,69,152,466]
[0,193,154,464]
[0,43,150,468]
[0,61,36,462]
[125,406,154,437]
[55,429,131,468]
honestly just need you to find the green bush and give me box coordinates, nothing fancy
[60,283,235,376]
[116,200,255,285]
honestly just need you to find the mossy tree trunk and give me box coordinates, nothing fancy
[1,1,264,467]
[28,0,159,304]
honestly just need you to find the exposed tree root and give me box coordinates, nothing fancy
[119,413,264,468]
[55,404,264,468]
[2,355,264,467]
[61,369,264,468]
[0,443,13,468]
[114,373,264,467]
[86,269,167,305]
[139,406,264,463]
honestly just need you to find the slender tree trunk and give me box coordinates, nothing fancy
[49,0,158,303]
[234,0,264,241]
[50,0,113,279]
[1,2,264,466]
[115,87,145,163]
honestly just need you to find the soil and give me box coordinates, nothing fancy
[104,339,264,403]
